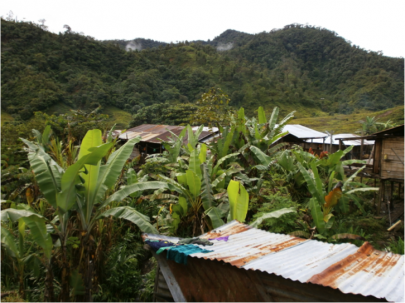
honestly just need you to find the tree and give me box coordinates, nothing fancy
[358,116,379,135]
[38,19,48,30]
[189,87,235,128]
[63,24,72,33]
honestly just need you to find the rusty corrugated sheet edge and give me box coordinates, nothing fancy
[142,220,404,302]
[118,124,217,144]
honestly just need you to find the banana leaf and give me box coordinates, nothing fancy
[227,180,249,222]
[250,207,296,228]
[98,206,158,234]
[200,163,213,210]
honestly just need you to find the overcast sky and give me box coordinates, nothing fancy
[2,0,405,58]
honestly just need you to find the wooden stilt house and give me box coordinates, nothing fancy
[339,125,404,215]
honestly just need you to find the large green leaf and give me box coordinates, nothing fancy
[41,125,52,147]
[268,107,279,130]
[274,111,295,134]
[327,146,353,166]
[23,216,52,259]
[57,143,113,212]
[206,207,225,229]
[219,128,235,159]
[236,108,246,134]
[188,125,203,149]
[176,173,187,187]
[21,138,61,208]
[189,149,202,179]
[186,170,201,198]
[156,174,189,197]
[199,143,207,164]
[297,163,324,206]
[213,152,239,176]
[200,163,213,210]
[250,146,272,166]
[98,206,158,234]
[1,209,44,222]
[309,198,325,233]
[257,106,267,124]
[345,187,379,195]
[93,136,141,213]
[101,181,170,207]
[163,136,182,163]
[250,207,296,228]
[211,172,227,188]
[227,180,249,222]
[78,129,103,220]
[342,165,366,192]
[342,159,367,166]
[178,196,188,214]
[1,226,19,258]
[311,162,324,197]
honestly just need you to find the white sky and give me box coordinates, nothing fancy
[2,0,405,58]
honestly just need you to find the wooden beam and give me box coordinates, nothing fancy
[378,181,385,214]
[390,181,394,210]
[373,139,382,174]
[388,220,402,232]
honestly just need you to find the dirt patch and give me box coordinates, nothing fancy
[376,109,394,119]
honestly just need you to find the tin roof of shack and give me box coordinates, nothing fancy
[279,124,328,139]
[114,124,218,144]
[142,220,404,302]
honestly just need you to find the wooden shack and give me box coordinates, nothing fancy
[340,125,404,214]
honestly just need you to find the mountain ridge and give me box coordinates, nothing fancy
[1,19,403,124]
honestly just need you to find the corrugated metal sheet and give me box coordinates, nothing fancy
[309,134,375,146]
[277,124,328,139]
[143,220,404,302]
[116,124,218,144]
[371,124,404,136]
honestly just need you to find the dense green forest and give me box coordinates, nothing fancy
[2,19,403,122]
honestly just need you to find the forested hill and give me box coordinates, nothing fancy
[1,19,403,122]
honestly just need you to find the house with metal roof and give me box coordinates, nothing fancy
[338,125,404,215]
[305,134,375,159]
[272,124,328,151]
[114,124,219,156]
[280,124,328,140]
[143,220,404,302]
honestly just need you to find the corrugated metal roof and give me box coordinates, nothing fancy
[116,124,218,144]
[371,124,404,136]
[278,124,328,139]
[143,220,404,302]
[308,134,375,146]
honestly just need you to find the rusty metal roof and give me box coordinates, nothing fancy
[116,124,217,144]
[143,220,404,302]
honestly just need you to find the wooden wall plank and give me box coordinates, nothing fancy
[374,139,382,174]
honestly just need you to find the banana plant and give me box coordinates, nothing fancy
[21,128,170,300]
[1,207,54,300]
[153,149,241,234]
[297,162,379,239]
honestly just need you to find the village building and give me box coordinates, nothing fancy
[114,124,219,158]
[339,125,404,215]
[305,133,375,159]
